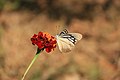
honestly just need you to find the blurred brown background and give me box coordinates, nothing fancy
[0,0,120,80]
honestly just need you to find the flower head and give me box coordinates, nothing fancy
[31,32,57,53]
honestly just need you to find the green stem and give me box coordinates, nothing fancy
[21,53,39,80]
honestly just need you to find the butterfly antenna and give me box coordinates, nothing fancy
[56,25,60,34]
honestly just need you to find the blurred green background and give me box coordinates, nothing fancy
[0,0,120,80]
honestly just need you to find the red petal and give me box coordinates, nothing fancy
[45,48,51,53]
[38,32,43,37]
[33,34,37,37]
[36,41,44,49]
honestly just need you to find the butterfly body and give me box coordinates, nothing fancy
[56,29,82,52]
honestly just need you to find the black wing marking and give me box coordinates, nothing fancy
[61,34,77,44]
[58,29,77,44]
[59,29,68,36]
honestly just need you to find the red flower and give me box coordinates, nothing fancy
[31,32,57,53]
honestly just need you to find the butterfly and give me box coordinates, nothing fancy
[56,29,82,52]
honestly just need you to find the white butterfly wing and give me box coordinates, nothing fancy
[69,33,82,43]
[56,36,75,52]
